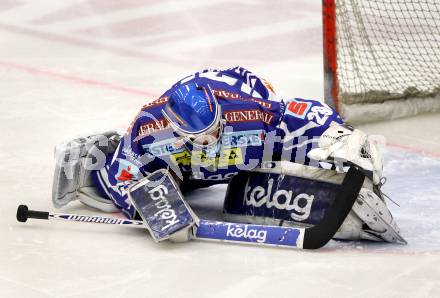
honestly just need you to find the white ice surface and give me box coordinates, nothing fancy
[1,1,440,297]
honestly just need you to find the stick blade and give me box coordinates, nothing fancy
[302,166,365,249]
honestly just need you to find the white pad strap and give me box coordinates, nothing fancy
[77,187,118,213]
[352,188,407,244]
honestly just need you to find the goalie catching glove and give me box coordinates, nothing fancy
[308,123,383,185]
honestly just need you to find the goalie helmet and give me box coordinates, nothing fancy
[162,82,223,149]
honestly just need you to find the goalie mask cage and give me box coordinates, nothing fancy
[323,0,440,124]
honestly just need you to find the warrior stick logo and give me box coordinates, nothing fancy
[66,215,124,224]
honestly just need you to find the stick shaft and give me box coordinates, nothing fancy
[17,204,144,228]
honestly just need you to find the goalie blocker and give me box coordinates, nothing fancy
[127,169,197,242]
[128,166,367,249]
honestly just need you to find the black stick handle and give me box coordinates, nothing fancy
[17,205,49,222]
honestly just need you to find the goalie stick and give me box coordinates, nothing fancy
[194,166,365,249]
[16,167,364,249]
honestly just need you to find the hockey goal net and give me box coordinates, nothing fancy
[323,0,440,124]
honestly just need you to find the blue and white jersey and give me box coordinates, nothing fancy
[92,66,343,218]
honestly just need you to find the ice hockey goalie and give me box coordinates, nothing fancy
[51,66,406,244]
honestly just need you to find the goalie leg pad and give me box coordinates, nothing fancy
[223,163,345,227]
[223,161,406,244]
[52,131,120,212]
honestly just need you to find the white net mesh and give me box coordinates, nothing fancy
[334,0,440,122]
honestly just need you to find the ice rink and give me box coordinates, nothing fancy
[1,1,440,297]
